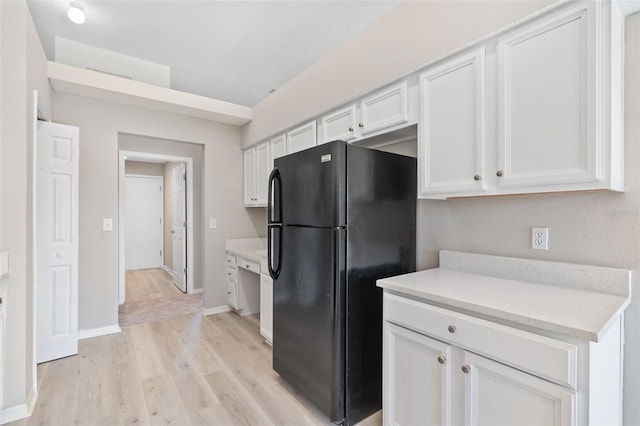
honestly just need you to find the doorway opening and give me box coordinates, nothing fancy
[118,150,198,326]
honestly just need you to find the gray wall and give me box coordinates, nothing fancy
[241,4,640,425]
[0,0,51,410]
[120,135,204,291]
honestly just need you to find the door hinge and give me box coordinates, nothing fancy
[183,220,187,227]
[183,173,186,181]
[160,250,162,256]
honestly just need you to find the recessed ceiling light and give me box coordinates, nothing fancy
[67,6,85,24]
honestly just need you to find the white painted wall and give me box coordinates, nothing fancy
[242,0,554,147]
[0,0,51,415]
[52,93,266,332]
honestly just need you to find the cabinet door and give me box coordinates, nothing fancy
[227,281,238,309]
[321,104,357,143]
[497,3,599,188]
[419,48,486,197]
[384,322,452,426]
[255,142,270,206]
[287,121,317,154]
[243,148,256,206]
[358,80,408,137]
[270,134,286,168]
[260,273,273,344]
[463,351,576,426]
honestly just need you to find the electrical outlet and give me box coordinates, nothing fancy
[531,227,549,250]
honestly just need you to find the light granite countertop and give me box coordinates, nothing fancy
[225,238,266,263]
[377,251,632,342]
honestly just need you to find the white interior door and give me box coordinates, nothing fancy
[36,121,79,363]
[172,163,186,292]
[124,175,163,270]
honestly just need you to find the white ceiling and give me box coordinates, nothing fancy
[26,0,400,107]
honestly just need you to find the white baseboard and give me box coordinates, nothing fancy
[191,288,203,294]
[201,305,231,316]
[78,324,122,340]
[162,265,174,275]
[0,384,38,425]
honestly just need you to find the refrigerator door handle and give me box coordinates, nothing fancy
[267,167,281,225]
[267,167,282,279]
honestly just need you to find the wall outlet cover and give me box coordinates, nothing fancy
[531,227,549,250]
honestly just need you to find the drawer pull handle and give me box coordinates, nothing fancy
[461,365,471,374]
[437,356,446,365]
[448,325,456,334]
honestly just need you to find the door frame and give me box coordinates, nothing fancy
[118,151,194,304]
[124,173,164,271]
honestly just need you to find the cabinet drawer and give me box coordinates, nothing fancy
[226,254,236,269]
[238,258,260,274]
[226,268,237,284]
[384,292,577,389]
[260,256,269,275]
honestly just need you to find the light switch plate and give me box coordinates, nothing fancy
[103,218,113,231]
[209,218,217,229]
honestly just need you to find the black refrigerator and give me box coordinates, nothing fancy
[267,140,416,425]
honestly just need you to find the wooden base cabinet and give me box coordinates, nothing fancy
[382,292,623,426]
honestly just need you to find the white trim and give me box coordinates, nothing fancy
[0,385,37,425]
[191,288,203,295]
[77,324,122,340]
[30,90,39,417]
[201,305,231,316]
[118,150,195,305]
[162,264,174,275]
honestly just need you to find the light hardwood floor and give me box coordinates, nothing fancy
[11,311,381,426]
[119,268,202,327]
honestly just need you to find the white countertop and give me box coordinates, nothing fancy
[378,251,632,342]
[225,238,267,263]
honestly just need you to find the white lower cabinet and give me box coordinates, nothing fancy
[259,256,273,345]
[383,292,623,426]
[464,351,575,426]
[385,323,452,425]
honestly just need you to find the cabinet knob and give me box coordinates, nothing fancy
[473,175,481,181]
[227,272,231,276]
[437,355,446,365]
[461,365,471,374]
[496,170,503,177]
[348,127,354,132]
[448,325,456,334]
[358,123,364,128]
[246,264,250,268]
[227,291,231,295]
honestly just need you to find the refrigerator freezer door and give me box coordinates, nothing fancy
[274,141,347,228]
[273,225,346,423]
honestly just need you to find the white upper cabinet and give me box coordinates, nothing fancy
[255,142,270,205]
[419,48,486,196]
[320,79,412,144]
[358,80,409,137]
[287,120,317,154]
[270,134,286,167]
[419,1,623,199]
[321,104,357,143]
[243,148,256,206]
[244,141,270,207]
[496,1,623,192]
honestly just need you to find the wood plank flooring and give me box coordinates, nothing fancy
[11,311,381,426]
[119,268,202,327]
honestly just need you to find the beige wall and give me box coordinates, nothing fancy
[52,93,264,332]
[124,160,164,176]
[242,0,554,147]
[0,0,51,412]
